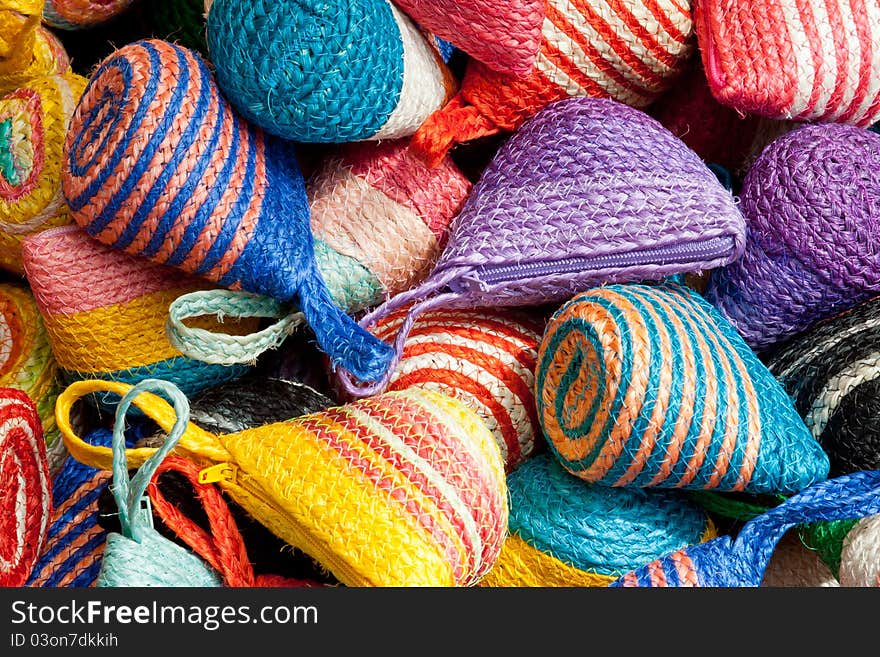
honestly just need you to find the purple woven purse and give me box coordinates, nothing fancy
[337,96,747,396]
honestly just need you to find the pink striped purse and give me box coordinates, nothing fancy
[695,0,880,125]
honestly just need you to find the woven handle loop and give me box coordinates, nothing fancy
[167,289,303,365]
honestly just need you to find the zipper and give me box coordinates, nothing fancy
[447,236,735,293]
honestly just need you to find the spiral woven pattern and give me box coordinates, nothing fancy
[61,39,393,383]
[0,72,85,273]
[537,282,828,494]
[695,0,880,125]
[371,306,545,472]
[22,226,253,399]
[413,0,695,164]
[480,454,713,586]
[206,0,455,143]
[839,514,880,587]
[0,388,50,586]
[706,124,880,351]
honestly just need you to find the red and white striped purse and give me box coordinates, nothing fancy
[695,0,880,125]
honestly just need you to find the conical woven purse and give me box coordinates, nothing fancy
[336,97,746,397]
[481,454,715,587]
[42,0,135,29]
[706,124,880,351]
[766,295,880,477]
[206,0,456,143]
[412,0,696,165]
[60,39,393,383]
[839,514,880,587]
[613,470,880,587]
[0,388,51,586]
[536,282,829,494]
[57,379,509,587]
[694,0,880,126]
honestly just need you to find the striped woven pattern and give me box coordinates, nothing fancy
[43,0,135,29]
[766,295,880,477]
[0,72,85,274]
[309,139,470,314]
[206,0,456,143]
[392,0,544,76]
[370,306,545,471]
[706,124,880,350]
[0,388,50,586]
[695,0,880,125]
[537,282,829,494]
[839,514,880,587]
[22,226,254,398]
[480,453,714,586]
[413,0,695,164]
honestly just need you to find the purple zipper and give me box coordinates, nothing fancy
[447,235,736,293]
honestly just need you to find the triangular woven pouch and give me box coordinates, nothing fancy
[480,453,715,587]
[60,39,392,382]
[694,0,880,125]
[412,0,696,165]
[392,0,544,77]
[336,97,746,397]
[43,0,135,29]
[613,470,880,587]
[706,124,880,351]
[536,282,829,494]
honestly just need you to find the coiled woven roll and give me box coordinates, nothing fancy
[694,0,880,126]
[537,282,829,494]
[760,531,839,587]
[481,453,714,587]
[839,514,880,587]
[61,39,393,383]
[706,124,880,351]
[413,0,696,165]
[0,388,50,586]
[42,0,135,29]
[22,226,254,400]
[368,305,545,472]
[392,0,543,77]
[206,0,456,143]
[150,0,208,53]
[766,295,880,476]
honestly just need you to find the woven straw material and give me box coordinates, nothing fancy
[695,0,880,126]
[480,453,714,587]
[309,139,470,314]
[412,0,696,165]
[0,72,85,274]
[151,0,208,53]
[368,305,545,472]
[57,380,509,587]
[0,388,50,586]
[206,0,456,143]
[760,531,839,587]
[22,226,254,398]
[839,514,880,587]
[43,0,135,29]
[614,470,880,587]
[61,39,393,383]
[800,518,856,576]
[392,0,544,77]
[0,23,69,96]
[706,126,880,352]
[766,295,880,477]
[337,97,745,397]
[537,282,829,494]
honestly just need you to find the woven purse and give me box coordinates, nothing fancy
[42,0,135,29]
[335,97,746,397]
[0,388,51,586]
[694,0,880,126]
[706,124,880,351]
[412,0,696,165]
[57,379,509,587]
[60,39,392,382]
[839,514,880,587]
[22,226,254,400]
[537,282,829,494]
[480,454,715,587]
[766,295,880,477]
[613,470,880,587]
[206,0,456,143]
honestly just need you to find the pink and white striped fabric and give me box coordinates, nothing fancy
[696,0,880,125]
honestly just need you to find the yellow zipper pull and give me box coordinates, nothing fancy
[198,463,238,485]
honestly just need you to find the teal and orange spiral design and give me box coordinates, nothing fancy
[536,283,829,495]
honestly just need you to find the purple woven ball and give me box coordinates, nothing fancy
[706,124,880,351]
